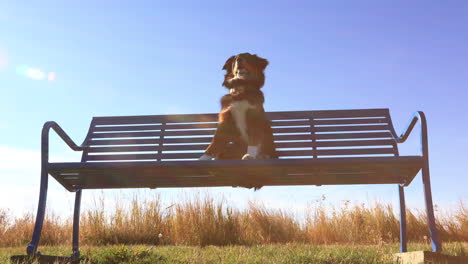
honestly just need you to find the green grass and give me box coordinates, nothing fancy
[2,242,467,264]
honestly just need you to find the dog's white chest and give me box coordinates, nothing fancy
[229,100,255,142]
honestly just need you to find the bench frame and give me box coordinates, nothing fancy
[23,110,442,261]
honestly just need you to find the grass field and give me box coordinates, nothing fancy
[1,195,466,263]
[1,195,466,247]
[2,242,467,264]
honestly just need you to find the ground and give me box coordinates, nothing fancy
[2,242,467,264]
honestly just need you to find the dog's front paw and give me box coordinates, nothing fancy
[243,146,259,160]
[199,154,214,160]
[242,154,256,160]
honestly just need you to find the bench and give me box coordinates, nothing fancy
[22,108,442,261]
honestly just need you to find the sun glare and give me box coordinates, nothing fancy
[48,72,56,82]
[26,68,46,80]
[15,65,56,81]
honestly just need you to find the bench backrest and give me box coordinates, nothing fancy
[82,109,398,162]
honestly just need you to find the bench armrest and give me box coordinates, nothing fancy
[394,111,429,158]
[42,121,88,163]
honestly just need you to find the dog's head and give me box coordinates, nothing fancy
[222,53,268,89]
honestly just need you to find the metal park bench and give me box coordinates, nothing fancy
[20,108,442,262]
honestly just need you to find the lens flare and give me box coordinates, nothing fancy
[48,72,56,82]
[26,68,46,80]
[15,65,55,81]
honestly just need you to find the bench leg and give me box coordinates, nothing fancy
[26,169,48,255]
[398,185,407,253]
[72,190,82,259]
[422,164,442,252]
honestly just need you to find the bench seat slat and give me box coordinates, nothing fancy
[88,137,214,146]
[317,148,395,156]
[92,127,315,139]
[89,145,160,152]
[266,109,389,120]
[86,153,158,161]
[313,118,388,126]
[93,114,218,125]
[315,125,390,132]
[94,123,218,132]
[270,120,310,127]
[273,134,311,141]
[315,139,394,147]
[57,167,415,181]
[85,150,317,161]
[91,124,391,136]
[92,130,219,139]
[61,173,405,189]
[94,119,354,132]
[88,139,160,145]
[91,109,389,126]
[316,132,392,140]
[49,157,422,191]
[86,140,395,153]
[87,141,317,153]
[85,148,394,159]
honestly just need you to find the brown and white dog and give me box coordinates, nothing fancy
[200,53,278,161]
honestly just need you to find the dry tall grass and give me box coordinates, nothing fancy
[0,195,466,247]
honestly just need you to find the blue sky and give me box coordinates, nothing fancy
[0,1,467,216]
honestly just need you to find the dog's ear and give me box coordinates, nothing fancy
[253,55,269,70]
[222,56,236,70]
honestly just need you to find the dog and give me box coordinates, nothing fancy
[199,53,278,161]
